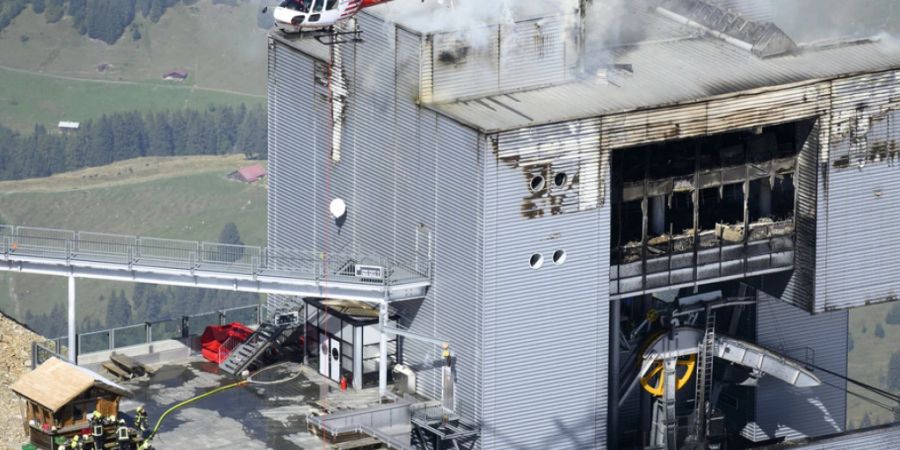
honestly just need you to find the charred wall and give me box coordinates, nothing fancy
[483,119,609,449]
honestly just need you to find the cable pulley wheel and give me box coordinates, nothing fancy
[640,354,696,397]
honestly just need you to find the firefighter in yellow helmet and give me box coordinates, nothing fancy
[134,405,148,433]
[68,434,81,450]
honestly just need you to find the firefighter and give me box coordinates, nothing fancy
[90,411,105,449]
[116,419,131,450]
[134,406,148,433]
[68,434,81,450]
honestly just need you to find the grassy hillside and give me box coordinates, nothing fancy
[0,155,268,329]
[0,66,263,132]
[847,303,900,428]
[0,1,268,94]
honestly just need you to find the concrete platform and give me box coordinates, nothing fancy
[119,357,392,449]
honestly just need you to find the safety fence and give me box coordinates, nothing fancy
[0,225,431,286]
[31,304,267,368]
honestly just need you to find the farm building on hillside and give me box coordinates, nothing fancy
[229,164,267,183]
[57,122,79,133]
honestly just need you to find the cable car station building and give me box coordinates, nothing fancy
[266,0,900,448]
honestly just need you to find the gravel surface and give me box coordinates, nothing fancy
[0,313,41,450]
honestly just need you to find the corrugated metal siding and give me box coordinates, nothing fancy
[498,17,573,94]
[348,13,397,259]
[427,14,577,104]
[754,294,848,441]
[819,71,900,311]
[268,17,486,432]
[434,114,483,425]
[483,119,609,449]
[267,38,319,311]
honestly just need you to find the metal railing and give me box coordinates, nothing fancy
[31,304,268,365]
[0,225,432,286]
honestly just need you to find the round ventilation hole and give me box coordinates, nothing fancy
[554,172,568,188]
[530,175,545,192]
[553,250,567,265]
[529,253,544,269]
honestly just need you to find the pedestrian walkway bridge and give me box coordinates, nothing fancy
[0,225,431,304]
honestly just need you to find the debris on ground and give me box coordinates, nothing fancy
[0,312,42,450]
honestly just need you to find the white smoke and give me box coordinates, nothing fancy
[371,0,582,48]
[714,0,900,46]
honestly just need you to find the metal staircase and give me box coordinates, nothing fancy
[692,310,717,442]
[219,321,288,376]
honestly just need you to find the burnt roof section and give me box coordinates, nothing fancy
[658,0,797,57]
[428,6,900,133]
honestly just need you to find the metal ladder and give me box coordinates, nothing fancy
[692,310,717,442]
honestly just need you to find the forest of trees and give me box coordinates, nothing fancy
[0,103,267,181]
[22,223,262,338]
[1,0,207,44]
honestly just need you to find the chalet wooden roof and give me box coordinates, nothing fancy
[10,357,131,412]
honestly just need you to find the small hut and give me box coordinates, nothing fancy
[10,357,131,448]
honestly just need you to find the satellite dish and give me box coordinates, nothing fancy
[330,198,347,219]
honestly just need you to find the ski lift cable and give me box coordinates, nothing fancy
[806,361,900,404]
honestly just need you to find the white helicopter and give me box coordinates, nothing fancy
[267,0,392,35]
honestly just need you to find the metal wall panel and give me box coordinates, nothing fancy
[498,17,573,94]
[754,294,848,441]
[268,17,486,431]
[267,39,319,311]
[818,71,900,312]
[483,119,609,449]
[426,14,577,104]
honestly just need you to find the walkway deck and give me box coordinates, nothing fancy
[0,225,430,303]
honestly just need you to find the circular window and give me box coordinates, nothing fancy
[530,175,545,192]
[553,250,567,265]
[331,347,339,361]
[554,172,568,188]
[529,253,544,269]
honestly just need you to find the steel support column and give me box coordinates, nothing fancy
[378,300,389,398]
[68,275,76,364]
[609,298,621,450]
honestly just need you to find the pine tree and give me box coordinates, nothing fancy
[889,351,900,391]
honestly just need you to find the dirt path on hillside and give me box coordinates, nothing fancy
[0,64,265,99]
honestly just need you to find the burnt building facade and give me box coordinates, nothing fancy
[266,1,900,448]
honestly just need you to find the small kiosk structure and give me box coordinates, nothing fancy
[11,357,131,448]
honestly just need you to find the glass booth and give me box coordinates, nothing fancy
[304,298,397,389]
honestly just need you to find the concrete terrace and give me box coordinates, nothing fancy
[118,358,389,449]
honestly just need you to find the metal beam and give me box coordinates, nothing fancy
[378,301,389,398]
[1,256,429,304]
[609,298,621,450]
[68,276,76,364]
